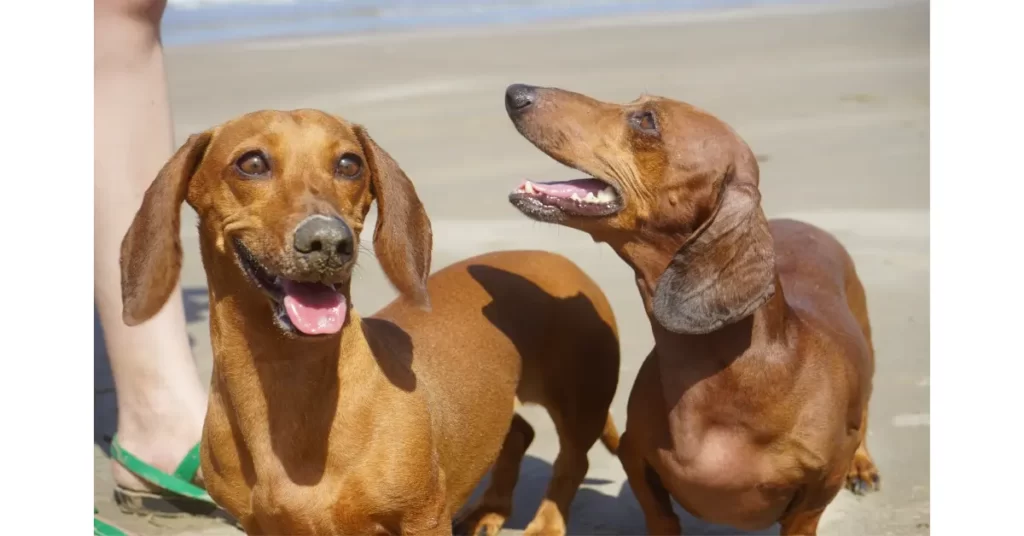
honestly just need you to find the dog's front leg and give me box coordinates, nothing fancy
[779,506,825,536]
[619,430,682,535]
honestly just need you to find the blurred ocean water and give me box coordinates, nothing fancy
[162,0,829,47]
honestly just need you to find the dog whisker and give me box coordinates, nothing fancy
[358,244,377,260]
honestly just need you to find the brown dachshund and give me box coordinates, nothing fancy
[118,109,621,535]
[502,85,880,535]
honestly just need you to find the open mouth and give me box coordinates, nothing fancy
[509,177,623,221]
[233,239,348,337]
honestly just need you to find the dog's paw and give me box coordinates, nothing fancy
[845,447,881,495]
[522,508,567,536]
[522,524,566,536]
[453,512,506,536]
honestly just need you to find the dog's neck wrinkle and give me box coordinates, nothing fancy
[612,237,680,316]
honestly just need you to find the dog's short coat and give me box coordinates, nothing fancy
[504,85,880,536]
[120,109,621,535]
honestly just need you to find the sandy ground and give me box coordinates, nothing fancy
[94,0,930,534]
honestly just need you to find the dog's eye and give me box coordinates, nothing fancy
[236,151,270,177]
[631,111,659,135]
[336,153,363,179]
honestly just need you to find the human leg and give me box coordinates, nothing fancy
[94,0,207,497]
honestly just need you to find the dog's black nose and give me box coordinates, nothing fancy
[505,84,537,114]
[293,215,354,266]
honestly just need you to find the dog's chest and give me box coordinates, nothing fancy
[655,422,818,529]
[250,478,390,535]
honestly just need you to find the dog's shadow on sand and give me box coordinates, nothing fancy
[181,286,210,326]
[461,455,779,535]
[458,454,634,535]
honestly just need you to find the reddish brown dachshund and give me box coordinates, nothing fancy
[119,109,621,535]
[502,85,880,535]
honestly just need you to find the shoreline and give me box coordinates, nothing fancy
[161,0,856,48]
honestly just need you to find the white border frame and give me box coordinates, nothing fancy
[0,0,94,533]
[932,1,1024,534]
[1,0,1021,533]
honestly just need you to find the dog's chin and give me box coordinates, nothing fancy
[508,177,624,224]
[232,239,350,339]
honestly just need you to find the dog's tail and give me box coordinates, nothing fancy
[599,412,621,456]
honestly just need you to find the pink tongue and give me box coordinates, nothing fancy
[520,179,608,199]
[280,280,347,335]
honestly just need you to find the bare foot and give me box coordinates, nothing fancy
[110,403,206,492]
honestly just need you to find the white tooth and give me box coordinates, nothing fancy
[524,181,535,194]
[597,187,615,203]
[584,192,598,203]
[570,192,582,201]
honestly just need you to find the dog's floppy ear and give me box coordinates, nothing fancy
[652,166,776,334]
[355,126,432,310]
[120,131,212,326]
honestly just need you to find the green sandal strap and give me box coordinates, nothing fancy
[172,441,203,483]
[109,434,214,504]
[94,509,128,536]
